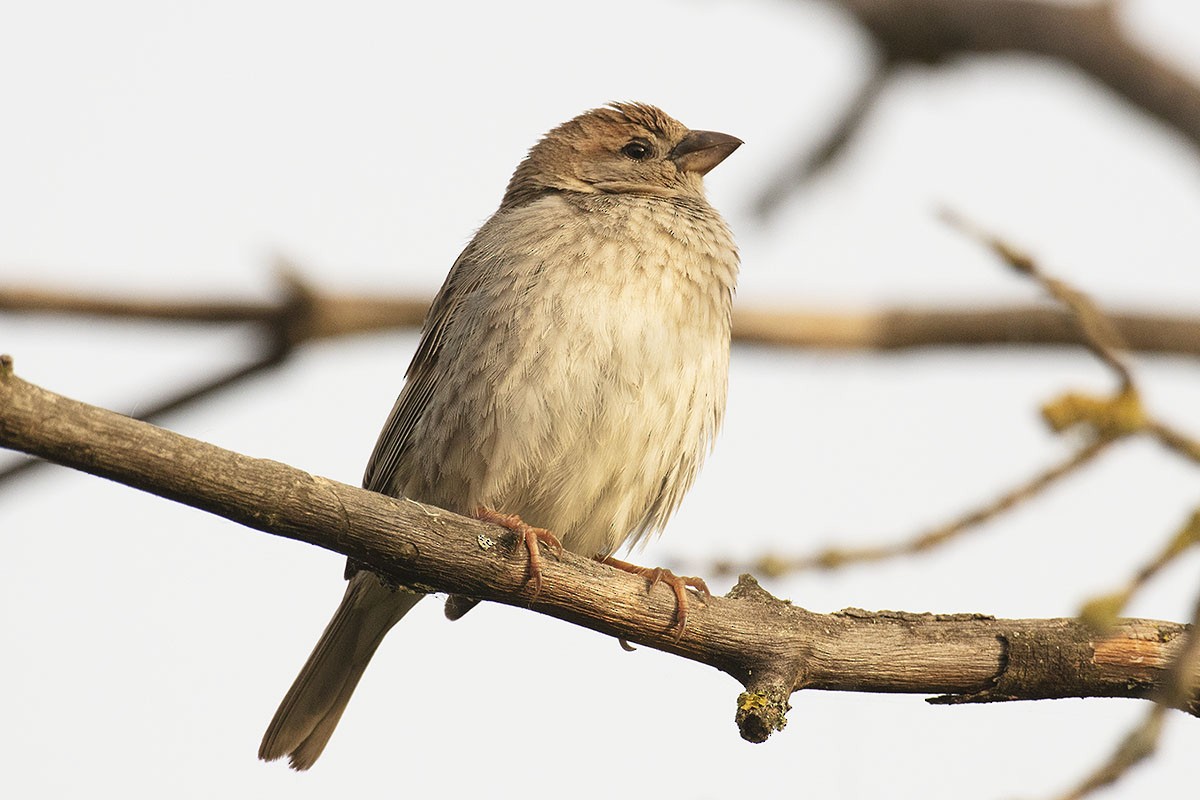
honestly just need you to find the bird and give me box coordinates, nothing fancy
[259,101,741,770]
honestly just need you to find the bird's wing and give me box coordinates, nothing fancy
[361,241,488,495]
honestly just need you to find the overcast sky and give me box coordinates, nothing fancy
[3,1,1200,798]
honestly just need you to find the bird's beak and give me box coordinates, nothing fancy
[669,130,742,175]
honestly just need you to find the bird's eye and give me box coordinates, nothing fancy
[620,139,654,161]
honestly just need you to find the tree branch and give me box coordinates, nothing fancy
[694,436,1115,579]
[0,271,429,340]
[758,0,1200,213]
[7,279,1200,355]
[835,0,1200,149]
[752,61,897,217]
[0,355,1196,742]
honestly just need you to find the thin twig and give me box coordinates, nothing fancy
[694,216,1190,581]
[753,61,895,218]
[1080,508,1200,630]
[941,214,1200,799]
[941,210,1133,388]
[1051,704,1166,800]
[1147,421,1200,464]
[693,437,1113,579]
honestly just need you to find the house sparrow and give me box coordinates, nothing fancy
[260,102,740,770]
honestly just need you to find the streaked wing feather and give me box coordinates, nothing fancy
[362,245,487,494]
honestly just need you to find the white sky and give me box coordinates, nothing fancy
[3,1,1200,798]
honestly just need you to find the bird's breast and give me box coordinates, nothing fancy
[412,193,738,556]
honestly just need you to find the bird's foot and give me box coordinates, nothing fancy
[598,555,710,640]
[475,507,563,598]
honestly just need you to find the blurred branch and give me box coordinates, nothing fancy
[1054,702,1165,800]
[942,210,1133,388]
[758,0,1200,213]
[701,437,1114,579]
[0,269,428,339]
[735,305,1200,354]
[1,356,1197,744]
[752,61,896,216]
[1081,508,1200,631]
[7,279,1200,355]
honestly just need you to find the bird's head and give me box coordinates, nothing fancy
[502,102,741,207]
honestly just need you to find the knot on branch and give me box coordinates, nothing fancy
[726,573,788,605]
[736,687,791,744]
[724,576,802,742]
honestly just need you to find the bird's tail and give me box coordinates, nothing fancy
[259,571,423,770]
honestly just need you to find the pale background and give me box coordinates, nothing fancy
[3,1,1200,797]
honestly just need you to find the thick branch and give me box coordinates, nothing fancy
[758,0,1200,213]
[733,305,1200,356]
[833,0,1200,150]
[0,356,1195,742]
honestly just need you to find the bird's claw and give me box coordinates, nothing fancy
[475,506,562,598]
[599,556,708,640]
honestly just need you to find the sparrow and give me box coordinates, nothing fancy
[259,101,741,770]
